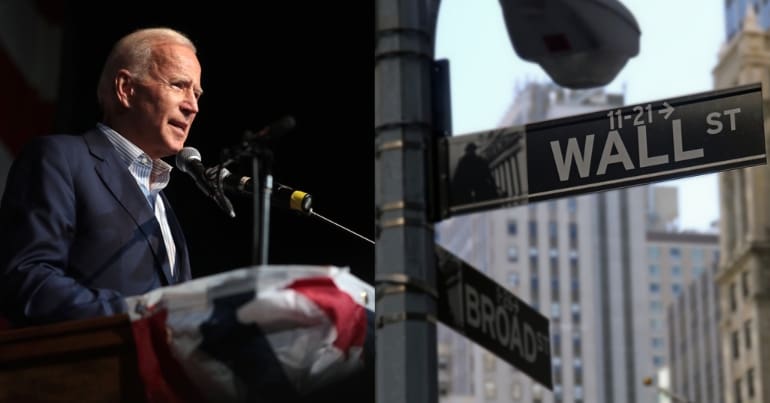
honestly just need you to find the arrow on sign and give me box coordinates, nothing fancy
[658,101,674,120]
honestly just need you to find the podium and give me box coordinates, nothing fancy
[0,314,145,402]
[0,266,374,402]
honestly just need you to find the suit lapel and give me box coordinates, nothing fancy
[83,129,174,285]
[161,192,191,282]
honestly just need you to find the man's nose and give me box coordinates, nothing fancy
[182,91,199,114]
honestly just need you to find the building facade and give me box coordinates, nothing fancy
[647,228,721,380]
[725,0,770,40]
[714,6,770,403]
[438,83,656,403]
[666,253,723,403]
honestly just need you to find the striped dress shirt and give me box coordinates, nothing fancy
[98,123,177,276]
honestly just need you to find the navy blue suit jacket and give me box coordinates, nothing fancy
[0,128,191,326]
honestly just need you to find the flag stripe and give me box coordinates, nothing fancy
[288,277,367,352]
[130,309,202,403]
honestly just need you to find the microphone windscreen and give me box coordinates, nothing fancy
[243,115,297,142]
[176,147,202,173]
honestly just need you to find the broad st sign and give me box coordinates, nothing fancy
[435,246,552,389]
[441,83,766,216]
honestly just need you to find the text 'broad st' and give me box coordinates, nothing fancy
[436,246,553,389]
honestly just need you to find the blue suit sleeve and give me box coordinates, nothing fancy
[0,137,127,326]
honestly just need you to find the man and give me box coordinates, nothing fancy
[0,27,201,326]
[451,142,500,204]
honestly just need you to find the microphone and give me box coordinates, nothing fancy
[206,167,313,214]
[176,147,236,218]
[242,115,296,143]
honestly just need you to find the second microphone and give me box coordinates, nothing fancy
[206,167,313,214]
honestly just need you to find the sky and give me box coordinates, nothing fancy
[435,0,725,232]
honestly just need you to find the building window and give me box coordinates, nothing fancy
[732,331,740,359]
[650,318,662,330]
[484,352,496,371]
[745,320,752,350]
[735,378,742,403]
[747,368,755,398]
[511,381,522,400]
[572,331,581,355]
[650,283,660,293]
[693,265,705,276]
[730,282,737,312]
[507,220,518,235]
[653,355,664,367]
[691,248,704,264]
[573,358,582,370]
[551,302,560,319]
[529,220,538,239]
[575,385,583,400]
[508,271,520,288]
[741,271,749,297]
[671,265,682,277]
[574,365,583,384]
[648,246,659,260]
[484,381,497,399]
[571,303,580,322]
[648,264,660,277]
[552,332,561,355]
[567,197,577,214]
[670,247,681,260]
[508,246,519,262]
[439,380,449,396]
[568,223,578,246]
[568,249,578,262]
[650,300,663,312]
[548,248,558,259]
[672,284,682,295]
[548,200,557,211]
[548,221,558,239]
[652,337,664,349]
[438,354,450,370]
[530,248,538,268]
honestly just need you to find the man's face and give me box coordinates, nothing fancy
[129,43,202,159]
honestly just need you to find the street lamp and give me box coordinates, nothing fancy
[499,0,641,88]
[643,376,692,403]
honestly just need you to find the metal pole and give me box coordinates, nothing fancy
[374,0,442,402]
[251,156,262,265]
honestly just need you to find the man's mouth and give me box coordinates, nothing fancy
[169,121,188,134]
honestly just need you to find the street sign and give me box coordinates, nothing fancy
[435,246,552,389]
[439,83,766,217]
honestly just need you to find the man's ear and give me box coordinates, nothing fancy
[115,70,134,108]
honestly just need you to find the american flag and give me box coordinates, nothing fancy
[0,0,62,199]
[125,265,374,403]
[0,0,63,331]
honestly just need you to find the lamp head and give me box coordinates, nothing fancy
[500,0,640,88]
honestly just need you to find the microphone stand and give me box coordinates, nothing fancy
[250,147,273,266]
[218,135,274,266]
[255,152,274,265]
[217,116,297,266]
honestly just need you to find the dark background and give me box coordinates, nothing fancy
[54,2,374,285]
